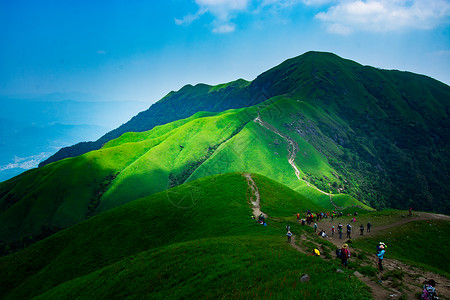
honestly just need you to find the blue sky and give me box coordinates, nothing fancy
[1,0,450,103]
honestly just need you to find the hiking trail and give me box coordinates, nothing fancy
[254,113,339,209]
[244,173,267,218]
[304,212,450,299]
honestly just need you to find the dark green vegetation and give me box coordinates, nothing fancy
[38,51,449,214]
[1,51,449,251]
[0,51,449,298]
[0,173,371,299]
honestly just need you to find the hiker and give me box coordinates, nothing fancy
[286,225,291,232]
[313,248,320,256]
[409,207,413,216]
[286,231,293,243]
[301,218,306,226]
[331,225,335,237]
[421,279,439,300]
[360,224,364,236]
[377,243,386,271]
[340,244,351,268]
[367,222,371,233]
[338,223,343,239]
[313,223,318,232]
[318,230,328,238]
[297,213,300,220]
[346,224,352,239]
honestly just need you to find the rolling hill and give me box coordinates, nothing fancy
[1,51,449,252]
[1,173,448,299]
[0,173,372,299]
[39,51,450,214]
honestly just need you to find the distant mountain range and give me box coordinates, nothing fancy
[1,51,449,251]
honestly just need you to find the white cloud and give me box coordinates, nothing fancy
[176,0,250,33]
[315,0,450,34]
[212,23,236,33]
[174,9,207,26]
[0,153,49,172]
[96,50,107,55]
[196,0,250,20]
[301,0,336,5]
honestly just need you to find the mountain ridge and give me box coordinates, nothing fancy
[1,51,449,251]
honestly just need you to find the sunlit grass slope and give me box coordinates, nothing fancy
[0,108,254,244]
[0,173,371,299]
[0,96,367,247]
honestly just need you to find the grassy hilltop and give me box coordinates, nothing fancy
[1,51,449,251]
[1,173,448,299]
[37,51,450,214]
[0,173,370,299]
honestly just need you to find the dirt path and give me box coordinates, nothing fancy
[244,173,267,218]
[314,212,450,249]
[253,113,338,209]
[307,212,450,299]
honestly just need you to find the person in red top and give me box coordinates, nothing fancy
[341,244,351,268]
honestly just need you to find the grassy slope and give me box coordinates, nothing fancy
[0,96,366,246]
[0,173,372,299]
[353,219,450,276]
[35,236,370,300]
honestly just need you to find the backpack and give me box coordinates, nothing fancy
[422,285,439,300]
[336,249,342,258]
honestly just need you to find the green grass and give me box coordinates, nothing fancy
[0,173,372,299]
[34,236,371,300]
[0,89,371,247]
[353,220,450,276]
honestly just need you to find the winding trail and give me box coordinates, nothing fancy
[244,173,267,218]
[254,112,339,208]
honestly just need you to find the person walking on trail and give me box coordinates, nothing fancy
[360,224,364,236]
[297,213,300,220]
[286,231,293,243]
[338,223,343,239]
[341,244,351,268]
[377,243,386,271]
[421,279,439,300]
[314,223,318,232]
[331,225,335,237]
[346,224,352,239]
[367,222,371,233]
[409,207,413,216]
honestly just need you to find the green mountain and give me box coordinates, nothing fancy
[0,173,371,299]
[38,78,262,167]
[1,51,449,252]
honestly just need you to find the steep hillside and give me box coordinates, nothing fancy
[39,78,264,167]
[1,97,373,249]
[39,52,450,214]
[1,173,372,299]
[1,51,449,250]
